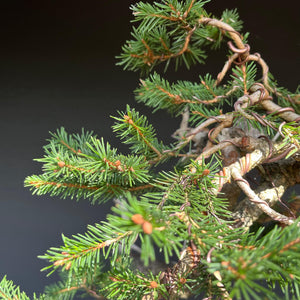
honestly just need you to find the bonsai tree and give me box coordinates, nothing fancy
[1,0,299,299]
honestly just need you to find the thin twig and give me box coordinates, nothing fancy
[194,137,242,163]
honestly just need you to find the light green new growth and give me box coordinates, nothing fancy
[1,0,300,299]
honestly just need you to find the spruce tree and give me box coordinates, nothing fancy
[1,0,299,299]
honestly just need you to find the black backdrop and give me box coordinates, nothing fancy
[0,0,299,298]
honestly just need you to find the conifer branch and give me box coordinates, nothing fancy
[50,230,134,270]
[3,1,298,299]
[27,176,100,191]
[123,114,162,158]
[130,26,197,66]
[0,276,39,300]
[51,281,104,300]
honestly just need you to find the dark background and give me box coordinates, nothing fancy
[0,0,299,298]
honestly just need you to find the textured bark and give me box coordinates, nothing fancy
[232,158,300,228]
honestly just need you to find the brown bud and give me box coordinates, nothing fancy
[54,259,64,266]
[58,161,65,168]
[109,276,118,282]
[65,261,72,270]
[131,214,145,225]
[202,169,210,176]
[114,160,121,167]
[142,221,153,235]
[150,281,158,288]
[179,277,187,284]
[124,115,134,125]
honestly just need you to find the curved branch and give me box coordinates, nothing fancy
[209,138,290,193]
[232,158,300,228]
[250,84,300,123]
[198,17,246,56]
[231,168,294,226]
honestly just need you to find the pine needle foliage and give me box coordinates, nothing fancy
[2,0,300,299]
[0,276,42,300]
[135,72,226,118]
[112,105,171,161]
[117,0,245,73]
[24,127,153,203]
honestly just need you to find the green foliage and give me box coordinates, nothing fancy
[2,0,299,299]
[134,72,226,119]
[220,8,243,32]
[278,122,300,158]
[117,0,244,72]
[207,221,300,299]
[101,267,167,300]
[268,74,300,114]
[112,105,170,161]
[24,127,153,203]
[39,218,135,275]
[39,193,186,275]
[41,266,108,300]
[0,276,43,300]
[229,61,258,94]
